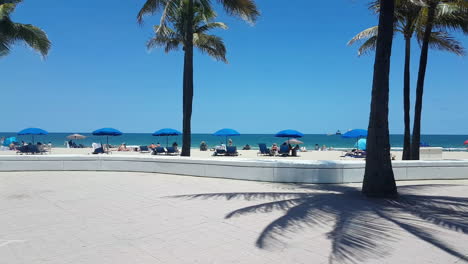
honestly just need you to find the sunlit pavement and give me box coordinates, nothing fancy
[1,171,467,264]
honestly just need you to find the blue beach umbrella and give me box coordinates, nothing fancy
[92,128,123,149]
[213,128,240,146]
[341,129,368,139]
[355,138,367,151]
[275,129,304,138]
[3,137,17,147]
[275,129,304,146]
[153,128,181,147]
[18,128,48,144]
[342,129,367,149]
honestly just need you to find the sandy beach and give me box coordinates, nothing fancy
[1,147,468,160]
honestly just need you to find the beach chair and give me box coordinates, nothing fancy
[166,147,179,155]
[139,146,150,153]
[16,145,29,155]
[92,147,105,154]
[258,143,271,156]
[213,148,226,156]
[278,145,290,156]
[226,146,239,156]
[37,145,48,154]
[152,147,166,155]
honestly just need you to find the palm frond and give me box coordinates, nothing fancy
[193,33,228,62]
[419,30,466,56]
[147,25,181,52]
[347,26,379,46]
[357,36,378,56]
[195,21,227,33]
[0,38,10,57]
[433,2,468,34]
[13,23,50,57]
[0,2,17,18]
[137,0,164,24]
[217,0,259,23]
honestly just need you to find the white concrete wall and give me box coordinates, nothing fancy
[0,155,468,183]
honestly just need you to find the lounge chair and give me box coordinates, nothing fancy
[166,147,179,155]
[37,144,48,154]
[152,147,166,155]
[139,146,150,153]
[16,145,29,155]
[213,148,226,156]
[278,145,290,156]
[92,147,105,154]
[226,146,239,156]
[343,149,366,158]
[257,143,271,156]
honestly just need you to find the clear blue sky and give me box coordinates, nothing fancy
[2,0,467,134]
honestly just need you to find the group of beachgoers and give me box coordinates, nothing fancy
[197,139,335,157]
[117,142,178,152]
[0,136,52,151]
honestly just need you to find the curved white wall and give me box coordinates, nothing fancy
[1,155,468,183]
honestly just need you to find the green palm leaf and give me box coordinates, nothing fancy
[0,0,50,58]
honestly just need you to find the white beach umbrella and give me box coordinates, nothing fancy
[284,139,304,145]
[67,134,87,140]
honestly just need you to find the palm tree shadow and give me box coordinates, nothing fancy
[170,183,468,264]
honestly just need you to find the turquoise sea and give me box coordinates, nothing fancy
[1,133,467,151]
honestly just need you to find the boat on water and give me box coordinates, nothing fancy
[326,130,342,136]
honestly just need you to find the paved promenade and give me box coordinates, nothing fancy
[1,171,467,263]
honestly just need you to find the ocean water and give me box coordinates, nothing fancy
[1,133,467,151]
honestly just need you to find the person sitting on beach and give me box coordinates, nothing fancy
[321,145,327,151]
[314,144,320,151]
[271,143,278,155]
[118,143,129,151]
[292,145,300,156]
[156,142,161,148]
[172,142,178,151]
[149,143,156,150]
[300,146,307,152]
[200,141,208,151]
[228,138,233,146]
[243,144,251,150]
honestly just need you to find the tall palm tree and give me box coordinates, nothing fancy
[138,0,259,156]
[362,0,398,197]
[348,0,465,160]
[0,0,50,58]
[411,0,468,160]
[146,2,228,62]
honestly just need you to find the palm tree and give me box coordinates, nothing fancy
[362,0,398,197]
[348,0,465,160]
[0,0,50,58]
[411,0,468,160]
[138,0,259,157]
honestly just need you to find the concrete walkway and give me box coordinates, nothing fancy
[1,171,467,264]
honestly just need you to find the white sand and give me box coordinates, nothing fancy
[1,147,468,160]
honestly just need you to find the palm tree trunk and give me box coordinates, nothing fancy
[402,35,412,160]
[411,2,437,160]
[362,0,397,197]
[181,0,194,157]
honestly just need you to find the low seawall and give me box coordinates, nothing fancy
[0,155,468,183]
